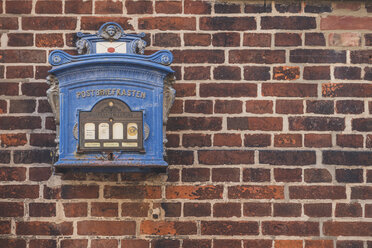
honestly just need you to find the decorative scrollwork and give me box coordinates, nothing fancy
[133,39,146,55]
[163,74,176,153]
[46,74,60,156]
[76,39,91,55]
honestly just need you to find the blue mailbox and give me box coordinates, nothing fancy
[47,22,175,171]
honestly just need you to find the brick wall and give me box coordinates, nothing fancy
[1,0,372,247]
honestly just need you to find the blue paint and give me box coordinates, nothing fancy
[48,22,174,170]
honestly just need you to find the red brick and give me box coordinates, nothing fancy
[6,0,32,14]
[213,32,240,47]
[353,119,372,132]
[260,150,316,165]
[305,33,326,46]
[228,117,282,131]
[351,186,372,199]
[167,150,193,165]
[0,133,27,147]
[81,17,133,30]
[14,150,52,164]
[169,99,182,114]
[276,100,303,114]
[0,239,26,248]
[244,66,270,81]
[290,186,346,199]
[61,185,98,199]
[183,133,211,148]
[229,185,284,199]
[212,168,240,182]
[78,221,135,235]
[304,168,332,183]
[0,100,5,114]
[183,240,211,248]
[213,203,241,217]
[336,134,363,148]
[304,66,330,80]
[274,203,301,217]
[0,167,26,181]
[324,151,372,165]
[61,239,88,248]
[122,240,149,248]
[91,202,118,217]
[184,33,211,46]
[274,168,302,182]
[182,168,210,182]
[173,49,224,63]
[91,240,118,248]
[36,33,63,47]
[161,203,181,217]
[30,133,55,147]
[202,221,258,235]
[126,0,152,14]
[275,33,302,47]
[263,221,319,236]
[185,100,213,114]
[305,134,332,147]
[244,134,271,147]
[0,17,18,29]
[262,16,316,30]
[243,168,270,182]
[22,82,48,96]
[166,185,223,200]
[324,222,372,236]
[63,203,87,217]
[165,134,179,148]
[263,83,317,97]
[214,133,241,147]
[214,240,241,248]
[321,16,372,30]
[0,221,10,234]
[335,2,361,11]
[305,240,333,248]
[154,33,180,47]
[184,0,211,14]
[246,100,273,114]
[95,0,122,14]
[366,204,372,217]
[17,221,72,235]
[214,66,241,80]
[6,66,33,79]
[167,117,222,131]
[243,203,271,217]
[29,167,52,181]
[65,0,92,14]
[7,33,33,47]
[200,83,257,97]
[155,1,181,14]
[243,33,271,47]
[29,239,57,248]
[22,17,76,30]
[335,203,362,217]
[29,203,55,217]
[201,17,255,31]
[230,50,285,64]
[336,100,364,114]
[337,241,363,248]
[274,134,302,147]
[139,17,195,31]
[307,100,334,115]
[105,185,161,199]
[141,220,196,235]
[184,203,211,217]
[0,202,23,217]
[122,202,149,217]
[36,0,62,14]
[215,100,242,114]
[199,150,254,165]
[174,83,195,97]
[244,240,272,248]
[0,185,38,198]
[289,117,345,131]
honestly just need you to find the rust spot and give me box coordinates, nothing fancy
[322,83,344,97]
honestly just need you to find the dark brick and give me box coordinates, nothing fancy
[243,240,272,248]
[212,32,240,47]
[167,117,222,131]
[61,185,99,199]
[0,239,26,248]
[22,82,48,96]
[105,185,161,199]
[336,100,364,114]
[243,33,271,47]
[215,3,241,13]
[260,150,316,165]
[289,117,345,131]
[184,33,211,46]
[212,168,240,182]
[0,100,6,114]
[244,66,270,81]
[351,50,372,64]
[38,100,52,113]
[0,151,10,163]
[336,134,363,148]
[276,100,303,114]
[290,49,346,63]
[305,33,326,46]
[0,167,26,181]
[183,240,211,248]
[199,150,254,165]
[290,186,346,199]
[214,66,241,80]
[213,203,241,217]
[304,66,330,80]
[6,66,33,79]
[8,33,33,47]
[243,168,270,182]
[29,203,56,217]
[35,66,52,79]
[201,221,258,235]
[262,16,316,30]
[184,100,213,114]
[151,239,179,248]
[167,185,222,200]
[139,17,195,31]
[29,167,52,181]
[244,3,272,13]
[243,203,271,217]
[14,150,52,164]
[184,66,210,80]
[306,100,334,115]
[95,0,122,14]
[327,151,372,167]
[229,185,284,199]
[9,100,35,113]
[305,3,332,13]
[0,50,45,63]
[184,203,211,217]
[81,17,133,31]
[92,202,118,217]
[161,203,181,217]
[36,0,62,14]
[336,203,362,217]
[336,169,363,183]
[173,50,224,63]
[230,49,285,64]
[63,203,87,217]
[153,33,180,47]
[335,66,361,80]
[6,0,32,14]
[182,133,211,147]
[262,83,317,97]
[200,83,257,97]
[274,168,302,182]
[0,202,24,217]
[262,221,319,236]
[304,169,332,183]
[275,33,302,47]
[246,100,273,114]
[200,17,255,31]
[214,240,240,248]
[29,239,57,248]
[155,1,181,14]
[215,100,242,114]
[324,222,372,236]
[227,117,282,131]
[182,168,210,182]
[65,0,92,13]
[244,134,271,147]
[36,33,64,47]
[22,17,76,30]
[0,185,39,199]
[0,17,18,30]
[166,150,193,165]
[304,203,332,217]
[274,203,301,217]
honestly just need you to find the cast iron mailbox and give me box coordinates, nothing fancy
[47,22,175,171]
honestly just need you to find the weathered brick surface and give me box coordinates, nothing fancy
[1,0,372,246]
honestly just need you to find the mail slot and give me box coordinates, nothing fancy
[46,22,175,170]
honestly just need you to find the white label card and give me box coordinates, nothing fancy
[99,123,109,139]
[113,123,123,139]
[84,123,95,140]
